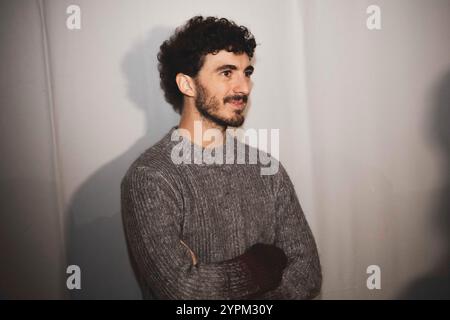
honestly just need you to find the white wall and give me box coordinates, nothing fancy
[0,0,65,299]
[1,0,449,299]
[302,0,450,298]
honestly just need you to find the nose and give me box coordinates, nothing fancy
[232,73,251,96]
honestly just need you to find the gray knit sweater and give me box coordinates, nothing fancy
[121,126,321,299]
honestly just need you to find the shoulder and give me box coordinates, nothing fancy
[121,130,180,191]
[237,139,294,195]
[238,139,285,177]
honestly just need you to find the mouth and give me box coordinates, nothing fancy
[227,99,246,110]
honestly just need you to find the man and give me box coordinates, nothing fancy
[121,16,321,299]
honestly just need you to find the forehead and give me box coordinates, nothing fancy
[201,50,251,71]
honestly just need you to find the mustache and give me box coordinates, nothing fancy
[223,95,248,104]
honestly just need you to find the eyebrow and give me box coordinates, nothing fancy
[214,64,254,73]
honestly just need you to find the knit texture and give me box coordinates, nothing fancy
[121,126,322,299]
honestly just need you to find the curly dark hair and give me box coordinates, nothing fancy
[157,16,257,114]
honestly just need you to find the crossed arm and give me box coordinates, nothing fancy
[121,165,321,299]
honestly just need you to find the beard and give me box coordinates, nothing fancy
[194,80,246,128]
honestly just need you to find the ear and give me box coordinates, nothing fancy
[176,73,196,98]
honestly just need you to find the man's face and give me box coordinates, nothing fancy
[194,50,254,128]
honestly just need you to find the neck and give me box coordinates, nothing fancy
[178,103,227,148]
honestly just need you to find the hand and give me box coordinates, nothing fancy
[245,243,288,273]
[238,243,288,294]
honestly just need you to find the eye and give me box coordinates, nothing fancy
[221,70,232,78]
[244,70,253,78]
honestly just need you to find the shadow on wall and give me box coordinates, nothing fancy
[67,27,178,299]
[397,70,450,299]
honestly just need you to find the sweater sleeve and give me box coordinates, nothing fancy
[121,166,262,300]
[261,164,322,300]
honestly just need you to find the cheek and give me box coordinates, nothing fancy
[204,79,232,103]
[212,87,229,103]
